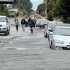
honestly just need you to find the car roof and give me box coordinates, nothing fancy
[56,26,70,29]
[0,15,6,18]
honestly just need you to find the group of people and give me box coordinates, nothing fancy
[15,17,36,34]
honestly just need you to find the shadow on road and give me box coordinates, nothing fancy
[62,47,70,50]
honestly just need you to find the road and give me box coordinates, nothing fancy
[0,18,70,70]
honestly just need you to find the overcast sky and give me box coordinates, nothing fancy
[30,0,43,11]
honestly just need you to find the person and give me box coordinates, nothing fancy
[21,18,26,31]
[33,18,36,28]
[28,18,35,34]
[15,18,19,31]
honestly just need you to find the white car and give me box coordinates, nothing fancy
[36,19,48,28]
[49,26,70,50]
[0,16,10,35]
[36,19,41,27]
[44,20,56,38]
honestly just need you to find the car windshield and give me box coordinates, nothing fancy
[0,17,6,22]
[41,19,47,24]
[54,28,70,36]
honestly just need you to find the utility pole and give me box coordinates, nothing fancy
[44,0,47,19]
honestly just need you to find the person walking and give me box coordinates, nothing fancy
[15,18,19,31]
[28,18,35,34]
[21,18,26,31]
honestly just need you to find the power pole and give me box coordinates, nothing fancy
[44,0,47,19]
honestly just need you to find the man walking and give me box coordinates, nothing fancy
[21,18,26,31]
[28,18,35,34]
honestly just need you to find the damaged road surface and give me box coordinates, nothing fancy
[0,27,49,70]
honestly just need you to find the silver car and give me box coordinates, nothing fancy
[36,19,48,28]
[44,20,56,38]
[0,16,10,35]
[49,26,70,50]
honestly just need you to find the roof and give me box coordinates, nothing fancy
[0,15,6,17]
[56,26,70,29]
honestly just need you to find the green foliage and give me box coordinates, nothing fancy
[44,0,70,23]
[47,10,54,21]
[63,18,70,23]
[44,0,61,19]
[13,0,33,14]
[37,3,46,16]
[55,0,70,23]
[18,8,27,15]
[0,4,10,16]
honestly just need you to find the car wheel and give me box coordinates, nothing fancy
[50,41,62,50]
[50,41,56,50]
[44,34,48,38]
[47,35,49,40]
[39,26,42,28]
[8,31,10,35]
[5,31,8,36]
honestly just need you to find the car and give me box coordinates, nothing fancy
[39,19,48,28]
[0,16,10,36]
[44,20,57,38]
[49,25,70,50]
[36,18,48,28]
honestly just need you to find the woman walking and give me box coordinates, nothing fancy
[15,18,19,31]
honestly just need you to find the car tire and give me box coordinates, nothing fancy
[5,31,9,36]
[44,34,48,38]
[47,34,49,40]
[39,26,42,28]
[8,31,10,35]
[50,41,56,50]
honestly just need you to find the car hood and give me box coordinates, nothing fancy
[54,35,70,42]
[0,22,6,27]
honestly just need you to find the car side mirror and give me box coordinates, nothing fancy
[50,32,53,35]
[49,29,53,32]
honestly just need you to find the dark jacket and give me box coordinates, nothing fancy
[21,19,26,25]
[28,19,35,28]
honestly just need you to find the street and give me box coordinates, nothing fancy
[0,18,70,70]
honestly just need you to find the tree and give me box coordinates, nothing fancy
[0,4,9,16]
[58,0,70,23]
[44,0,61,20]
[44,0,70,23]
[37,3,46,16]
[13,0,33,14]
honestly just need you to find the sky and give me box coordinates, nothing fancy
[30,0,43,11]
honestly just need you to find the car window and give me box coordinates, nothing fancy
[0,17,6,22]
[54,28,70,36]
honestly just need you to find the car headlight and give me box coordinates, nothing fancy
[54,40,64,44]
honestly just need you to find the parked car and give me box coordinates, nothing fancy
[0,16,10,36]
[49,25,70,50]
[36,18,48,28]
[36,19,41,27]
[44,20,56,38]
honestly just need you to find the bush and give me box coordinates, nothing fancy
[63,17,70,23]
[47,11,54,21]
